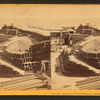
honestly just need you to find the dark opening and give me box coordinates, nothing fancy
[64,37,69,45]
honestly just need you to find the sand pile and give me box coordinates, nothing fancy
[5,36,33,54]
[82,36,100,53]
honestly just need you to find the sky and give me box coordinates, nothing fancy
[0,5,100,31]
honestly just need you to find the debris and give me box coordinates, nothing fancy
[5,36,33,54]
[82,36,100,53]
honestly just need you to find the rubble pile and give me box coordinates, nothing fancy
[82,36,100,53]
[5,36,33,54]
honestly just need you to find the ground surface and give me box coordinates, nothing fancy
[51,51,89,90]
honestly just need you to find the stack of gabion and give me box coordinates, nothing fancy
[0,63,21,77]
[78,50,100,69]
[59,50,98,77]
[1,41,50,71]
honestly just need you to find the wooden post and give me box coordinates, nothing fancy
[60,30,62,46]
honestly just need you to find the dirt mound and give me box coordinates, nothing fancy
[5,36,33,54]
[82,36,100,53]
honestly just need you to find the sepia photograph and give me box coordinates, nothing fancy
[0,4,100,93]
[51,5,100,90]
[0,6,51,90]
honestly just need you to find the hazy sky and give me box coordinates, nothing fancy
[0,5,100,29]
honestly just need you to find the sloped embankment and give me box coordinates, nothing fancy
[59,50,99,77]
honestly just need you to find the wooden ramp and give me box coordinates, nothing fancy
[76,76,100,90]
[0,75,44,90]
